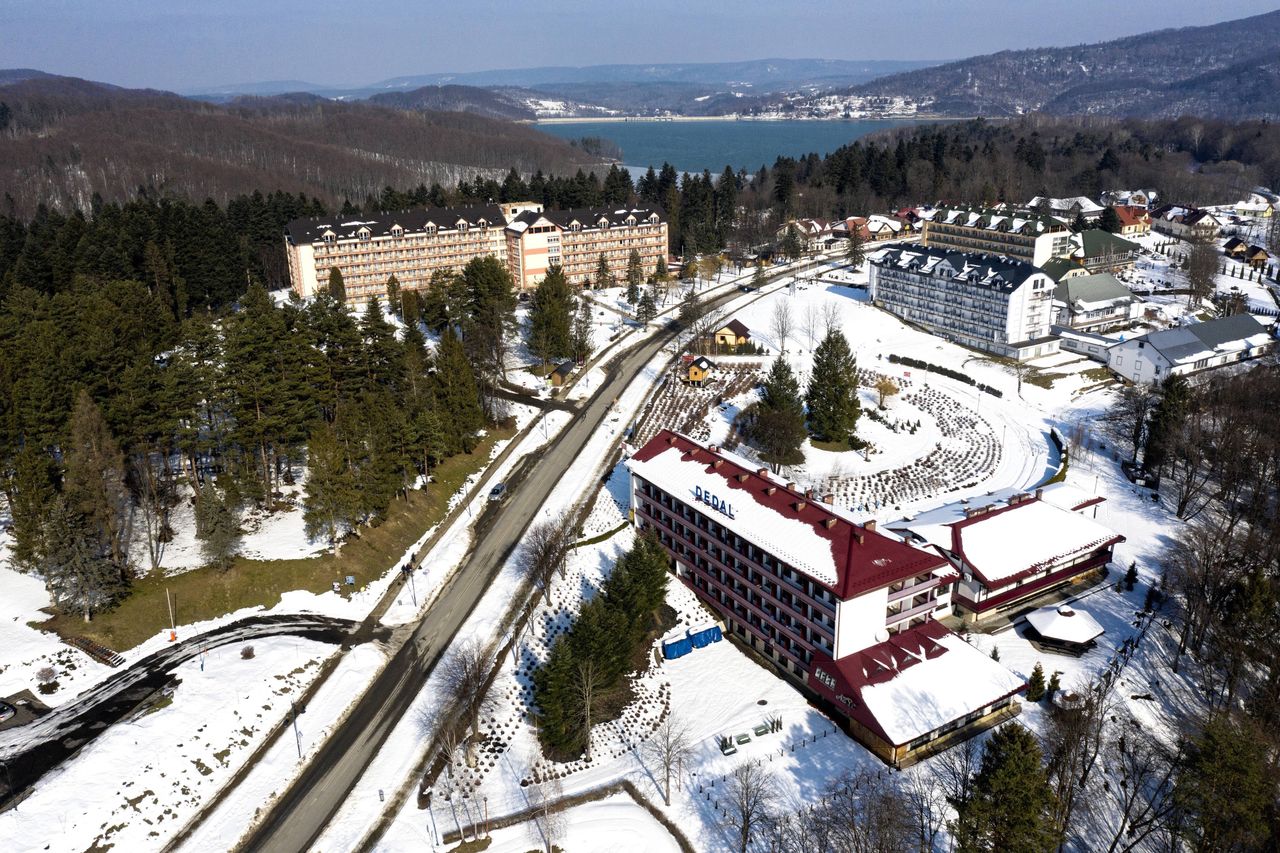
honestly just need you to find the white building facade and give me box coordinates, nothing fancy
[869,246,1059,360]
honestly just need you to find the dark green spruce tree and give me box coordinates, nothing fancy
[528,264,574,366]
[806,329,861,446]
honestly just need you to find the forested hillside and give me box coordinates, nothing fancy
[367,85,537,121]
[0,73,596,217]
[851,9,1280,119]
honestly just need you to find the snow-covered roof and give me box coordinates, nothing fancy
[949,498,1124,586]
[1036,482,1104,512]
[870,245,1046,292]
[285,205,505,243]
[1130,314,1273,365]
[628,431,945,597]
[811,621,1025,746]
[1025,604,1105,645]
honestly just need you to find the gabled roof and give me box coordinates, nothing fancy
[509,206,665,232]
[1076,229,1140,259]
[810,621,1025,747]
[690,356,716,371]
[1039,257,1083,282]
[1054,273,1136,308]
[285,205,505,243]
[552,360,575,378]
[628,431,946,598]
[946,497,1124,587]
[1135,314,1273,364]
[718,319,750,337]
[1113,206,1150,227]
[871,245,1047,293]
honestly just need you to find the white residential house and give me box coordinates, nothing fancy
[868,245,1059,361]
[1107,314,1276,384]
[1053,273,1141,332]
[1027,195,1105,223]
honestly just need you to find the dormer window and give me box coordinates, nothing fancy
[456,219,469,233]
[569,221,581,232]
[321,230,336,244]
[598,217,610,228]
[357,227,371,242]
[626,215,636,226]
[477,218,489,230]
[424,223,437,235]
[390,224,403,238]
[648,213,659,224]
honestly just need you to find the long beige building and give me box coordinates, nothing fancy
[285,202,668,304]
[922,206,1073,267]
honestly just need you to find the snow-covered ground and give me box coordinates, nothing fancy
[0,636,337,853]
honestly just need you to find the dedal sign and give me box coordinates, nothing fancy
[693,485,735,519]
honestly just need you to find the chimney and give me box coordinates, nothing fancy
[786,482,797,491]
[712,459,723,469]
[823,493,834,503]
[765,486,777,495]
[795,500,807,512]
[823,518,837,529]
[709,444,719,453]
[1036,487,1044,500]
[757,467,769,477]
[865,519,877,532]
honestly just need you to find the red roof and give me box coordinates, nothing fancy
[630,430,946,599]
[1114,205,1150,227]
[809,621,1025,746]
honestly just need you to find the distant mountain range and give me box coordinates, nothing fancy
[843,8,1280,119]
[0,73,596,216]
[179,12,1280,123]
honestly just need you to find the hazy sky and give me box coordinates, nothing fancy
[2,0,1277,91]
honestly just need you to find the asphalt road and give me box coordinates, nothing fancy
[0,614,361,810]
[238,274,802,853]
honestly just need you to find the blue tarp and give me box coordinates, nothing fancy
[662,636,694,659]
[688,624,723,648]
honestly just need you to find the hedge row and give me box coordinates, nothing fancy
[887,354,1003,398]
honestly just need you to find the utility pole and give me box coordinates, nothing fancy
[291,700,302,760]
[403,563,418,608]
[166,587,177,642]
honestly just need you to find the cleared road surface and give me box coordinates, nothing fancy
[239,275,800,852]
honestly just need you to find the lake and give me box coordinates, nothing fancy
[533,118,928,175]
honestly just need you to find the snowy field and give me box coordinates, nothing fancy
[0,636,338,853]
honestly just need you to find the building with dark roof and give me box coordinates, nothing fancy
[1072,229,1141,273]
[1107,314,1275,384]
[922,206,1074,266]
[285,201,667,304]
[504,205,667,289]
[1052,272,1140,332]
[628,430,1025,765]
[868,245,1059,360]
[284,204,514,304]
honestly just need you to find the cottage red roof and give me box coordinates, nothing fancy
[1114,205,1150,228]
[629,430,946,599]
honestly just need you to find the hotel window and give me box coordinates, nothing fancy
[322,232,335,244]
[390,225,403,237]
[358,228,371,242]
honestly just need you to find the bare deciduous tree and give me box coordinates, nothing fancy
[821,302,843,337]
[528,776,566,853]
[523,519,572,603]
[440,638,497,750]
[573,659,599,762]
[642,714,694,806]
[722,760,780,853]
[1102,728,1178,853]
[770,301,793,354]
[801,303,821,351]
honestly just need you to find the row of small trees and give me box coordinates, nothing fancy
[533,532,669,761]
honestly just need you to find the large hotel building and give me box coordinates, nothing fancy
[284,202,668,304]
[922,206,1073,267]
[868,245,1059,361]
[628,430,1028,766]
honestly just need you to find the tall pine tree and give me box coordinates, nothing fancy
[805,329,861,446]
[529,264,574,366]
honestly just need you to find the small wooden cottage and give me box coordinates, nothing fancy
[713,319,751,349]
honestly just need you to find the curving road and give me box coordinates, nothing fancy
[0,614,364,809]
[236,274,795,853]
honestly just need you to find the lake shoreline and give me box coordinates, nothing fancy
[528,114,961,125]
